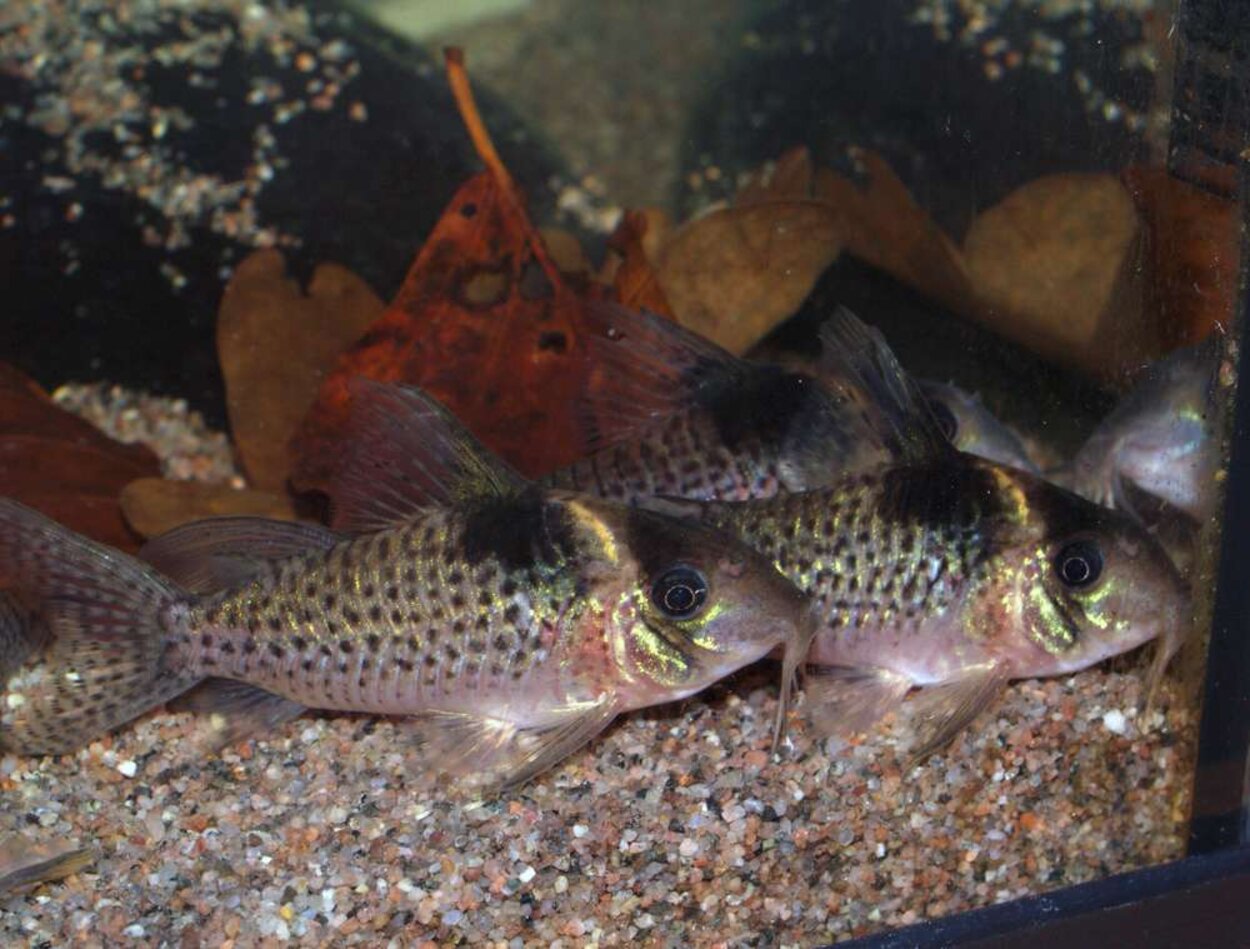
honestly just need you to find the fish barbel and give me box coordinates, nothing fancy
[556,309,1192,754]
[0,382,813,786]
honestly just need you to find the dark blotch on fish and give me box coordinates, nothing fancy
[1024,478,1117,538]
[461,487,577,570]
[688,361,814,453]
[877,461,1005,532]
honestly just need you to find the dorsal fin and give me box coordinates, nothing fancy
[140,517,341,594]
[576,301,750,453]
[325,379,530,533]
[816,307,951,464]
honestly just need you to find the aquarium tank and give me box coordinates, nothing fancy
[1,0,1247,944]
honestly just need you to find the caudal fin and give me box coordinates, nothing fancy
[0,500,200,755]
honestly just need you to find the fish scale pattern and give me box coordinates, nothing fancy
[706,473,994,639]
[187,511,581,714]
[547,412,781,504]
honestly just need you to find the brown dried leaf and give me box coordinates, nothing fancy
[538,227,592,276]
[120,477,298,539]
[0,837,92,897]
[814,149,1163,379]
[736,147,819,205]
[217,249,385,493]
[600,209,675,317]
[962,173,1148,377]
[656,191,844,354]
[812,147,976,317]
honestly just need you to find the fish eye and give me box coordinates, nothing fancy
[1054,540,1104,588]
[927,398,958,442]
[650,566,709,619]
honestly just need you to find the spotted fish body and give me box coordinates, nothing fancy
[542,302,892,505]
[178,501,736,720]
[545,369,850,504]
[695,459,1186,679]
[185,512,581,716]
[581,309,1192,752]
[700,470,997,682]
[0,392,814,784]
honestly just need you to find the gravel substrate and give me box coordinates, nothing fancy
[0,388,1197,946]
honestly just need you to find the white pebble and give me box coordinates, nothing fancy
[518,865,536,884]
[1102,709,1128,735]
[554,875,569,894]
[122,924,145,938]
[679,838,699,857]
[572,824,589,838]
[116,760,137,778]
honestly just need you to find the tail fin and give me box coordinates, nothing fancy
[0,500,199,755]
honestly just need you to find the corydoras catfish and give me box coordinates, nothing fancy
[919,380,1041,474]
[0,384,813,786]
[1056,336,1222,523]
[542,302,895,503]
[563,310,1191,756]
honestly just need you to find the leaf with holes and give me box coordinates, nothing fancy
[292,50,633,491]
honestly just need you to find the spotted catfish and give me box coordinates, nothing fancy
[1056,336,1222,523]
[0,384,813,786]
[642,312,1192,757]
[543,302,895,503]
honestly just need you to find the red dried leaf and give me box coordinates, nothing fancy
[0,364,159,552]
[292,51,614,487]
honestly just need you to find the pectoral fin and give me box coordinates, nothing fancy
[412,695,617,791]
[903,664,1008,763]
[803,664,913,736]
[169,679,307,748]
